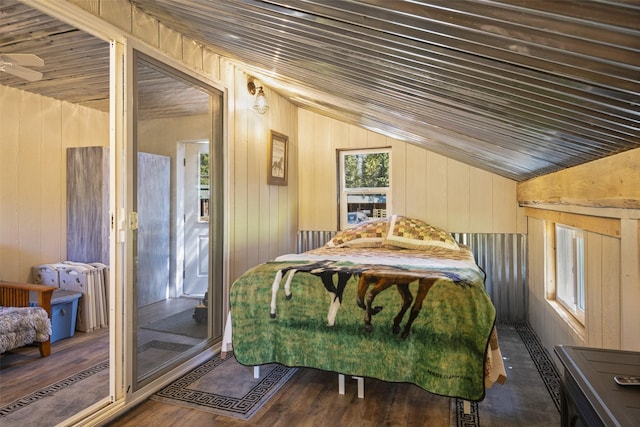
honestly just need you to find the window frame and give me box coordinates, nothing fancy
[337,148,391,230]
[198,151,210,222]
[551,223,586,325]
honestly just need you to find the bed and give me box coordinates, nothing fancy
[0,281,56,357]
[229,216,506,401]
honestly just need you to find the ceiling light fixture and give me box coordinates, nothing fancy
[247,80,269,114]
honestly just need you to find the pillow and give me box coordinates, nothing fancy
[326,218,389,248]
[382,215,459,251]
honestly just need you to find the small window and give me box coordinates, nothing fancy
[554,224,585,324]
[338,148,390,229]
[199,152,209,222]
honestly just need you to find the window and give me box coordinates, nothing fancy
[199,152,209,222]
[554,224,585,324]
[338,148,390,229]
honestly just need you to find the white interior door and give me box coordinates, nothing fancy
[183,141,209,296]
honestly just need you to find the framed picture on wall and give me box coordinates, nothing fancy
[268,130,288,185]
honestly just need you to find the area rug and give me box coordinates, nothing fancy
[0,360,109,426]
[0,340,193,426]
[150,351,298,420]
[453,321,561,426]
[141,308,207,339]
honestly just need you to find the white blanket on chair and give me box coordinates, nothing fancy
[0,306,51,354]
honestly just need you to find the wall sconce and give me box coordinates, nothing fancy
[248,80,269,114]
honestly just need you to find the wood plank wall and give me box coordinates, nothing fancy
[6,0,299,288]
[527,216,624,349]
[297,109,526,235]
[221,63,298,283]
[520,148,640,354]
[0,85,109,282]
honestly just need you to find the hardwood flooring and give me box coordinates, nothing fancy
[0,297,197,408]
[1,296,454,426]
[0,327,110,407]
[108,367,453,426]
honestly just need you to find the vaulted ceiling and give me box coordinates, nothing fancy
[1,0,638,182]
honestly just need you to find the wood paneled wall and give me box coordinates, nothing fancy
[64,0,300,285]
[223,65,298,283]
[522,148,640,354]
[0,85,109,282]
[527,216,633,351]
[113,0,300,285]
[297,109,526,234]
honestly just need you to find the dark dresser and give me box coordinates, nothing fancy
[555,345,640,426]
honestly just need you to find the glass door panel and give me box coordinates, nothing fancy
[131,51,223,389]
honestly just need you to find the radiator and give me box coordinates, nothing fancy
[296,230,527,322]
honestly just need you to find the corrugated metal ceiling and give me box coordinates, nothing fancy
[0,0,110,111]
[1,0,639,182]
[131,0,640,181]
[0,1,208,120]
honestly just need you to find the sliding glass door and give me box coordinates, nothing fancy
[129,50,224,391]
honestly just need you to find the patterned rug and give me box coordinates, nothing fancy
[150,351,297,420]
[0,323,558,425]
[0,360,109,425]
[454,321,561,426]
[0,340,188,426]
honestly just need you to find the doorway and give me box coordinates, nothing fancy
[180,141,210,297]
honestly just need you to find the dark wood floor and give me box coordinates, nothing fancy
[1,304,454,426]
[0,297,196,407]
[108,366,453,426]
[0,327,110,407]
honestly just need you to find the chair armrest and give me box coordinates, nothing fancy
[0,281,57,317]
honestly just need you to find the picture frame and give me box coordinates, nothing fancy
[268,130,288,185]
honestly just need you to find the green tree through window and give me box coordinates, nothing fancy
[344,152,389,188]
[339,149,390,229]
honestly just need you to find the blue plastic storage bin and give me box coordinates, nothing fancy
[31,289,82,343]
[50,290,81,343]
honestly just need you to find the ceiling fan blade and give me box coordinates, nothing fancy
[0,53,44,67]
[2,63,43,81]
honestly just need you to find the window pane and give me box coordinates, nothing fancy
[339,149,390,230]
[343,153,389,189]
[346,193,387,224]
[199,152,210,221]
[556,225,575,306]
[576,235,585,311]
[555,224,585,323]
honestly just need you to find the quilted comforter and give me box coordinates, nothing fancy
[0,306,51,354]
[230,245,506,401]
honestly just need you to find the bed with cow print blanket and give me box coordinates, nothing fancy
[229,216,506,401]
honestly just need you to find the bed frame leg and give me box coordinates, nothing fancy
[254,366,260,378]
[338,374,345,394]
[463,400,471,414]
[337,374,364,398]
[354,376,364,398]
